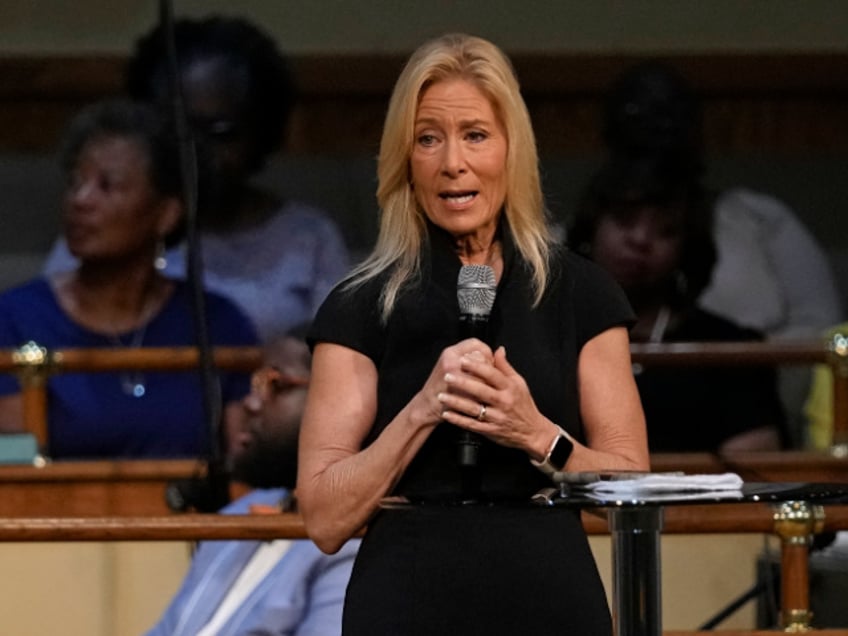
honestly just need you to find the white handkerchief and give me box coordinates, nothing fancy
[584,472,744,495]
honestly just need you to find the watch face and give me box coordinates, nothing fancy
[549,434,574,470]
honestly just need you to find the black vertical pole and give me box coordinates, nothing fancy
[158,0,228,512]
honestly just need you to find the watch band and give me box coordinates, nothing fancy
[530,426,574,476]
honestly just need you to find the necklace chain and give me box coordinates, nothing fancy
[633,305,671,376]
[649,306,671,344]
[106,296,155,398]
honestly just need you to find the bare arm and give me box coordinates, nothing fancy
[570,327,650,471]
[439,326,649,472]
[297,339,493,554]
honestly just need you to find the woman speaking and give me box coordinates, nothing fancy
[297,33,649,635]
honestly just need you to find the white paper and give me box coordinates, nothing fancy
[582,472,744,495]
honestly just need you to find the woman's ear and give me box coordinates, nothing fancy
[156,196,184,239]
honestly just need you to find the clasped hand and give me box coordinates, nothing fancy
[426,338,547,453]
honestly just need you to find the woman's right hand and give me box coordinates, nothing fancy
[411,338,494,428]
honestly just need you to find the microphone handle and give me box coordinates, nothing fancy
[457,313,490,469]
[458,430,482,467]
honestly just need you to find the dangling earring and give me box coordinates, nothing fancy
[154,239,167,271]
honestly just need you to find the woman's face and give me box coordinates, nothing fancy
[410,78,508,241]
[63,135,170,264]
[591,204,684,293]
[179,57,258,194]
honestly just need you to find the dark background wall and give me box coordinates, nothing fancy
[0,2,846,307]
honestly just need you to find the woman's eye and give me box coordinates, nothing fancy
[417,134,437,146]
[467,130,487,142]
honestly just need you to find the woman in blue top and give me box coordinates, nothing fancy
[43,16,351,343]
[0,99,258,459]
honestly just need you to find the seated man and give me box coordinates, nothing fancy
[145,324,358,636]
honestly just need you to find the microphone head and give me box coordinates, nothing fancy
[457,265,497,317]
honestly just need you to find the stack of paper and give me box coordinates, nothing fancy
[580,472,744,502]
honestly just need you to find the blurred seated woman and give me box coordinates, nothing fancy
[0,99,258,459]
[44,15,351,342]
[568,153,786,453]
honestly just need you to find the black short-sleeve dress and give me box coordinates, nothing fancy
[309,222,634,636]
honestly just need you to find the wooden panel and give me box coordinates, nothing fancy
[0,460,199,517]
[650,450,848,483]
[0,503,846,541]
[0,451,845,518]
[1,53,847,154]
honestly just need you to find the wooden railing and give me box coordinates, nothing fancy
[0,451,844,518]
[2,337,846,452]
[1,339,847,631]
[630,338,848,451]
[1,502,846,542]
[0,502,846,633]
[1,344,263,450]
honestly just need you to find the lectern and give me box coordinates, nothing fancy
[542,480,848,636]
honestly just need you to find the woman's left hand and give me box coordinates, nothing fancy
[438,345,551,455]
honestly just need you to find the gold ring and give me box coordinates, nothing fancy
[477,404,487,421]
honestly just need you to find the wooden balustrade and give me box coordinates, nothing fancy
[0,459,201,517]
[630,338,848,450]
[1,503,847,632]
[0,344,263,449]
[1,340,847,631]
[650,451,848,483]
[2,337,846,452]
[4,503,848,542]
[0,451,844,519]
[0,344,262,375]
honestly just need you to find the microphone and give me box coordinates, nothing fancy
[456,264,497,470]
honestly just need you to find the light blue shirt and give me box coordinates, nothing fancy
[44,201,351,342]
[145,489,358,636]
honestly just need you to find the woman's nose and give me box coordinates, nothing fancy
[440,138,467,176]
[624,222,654,248]
[67,179,97,206]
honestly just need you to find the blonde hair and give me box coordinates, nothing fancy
[346,33,553,320]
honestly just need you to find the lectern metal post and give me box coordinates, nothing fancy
[608,506,664,636]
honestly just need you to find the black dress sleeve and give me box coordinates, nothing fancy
[308,277,387,364]
[564,251,636,349]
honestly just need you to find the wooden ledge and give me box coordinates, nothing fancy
[1,504,847,542]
